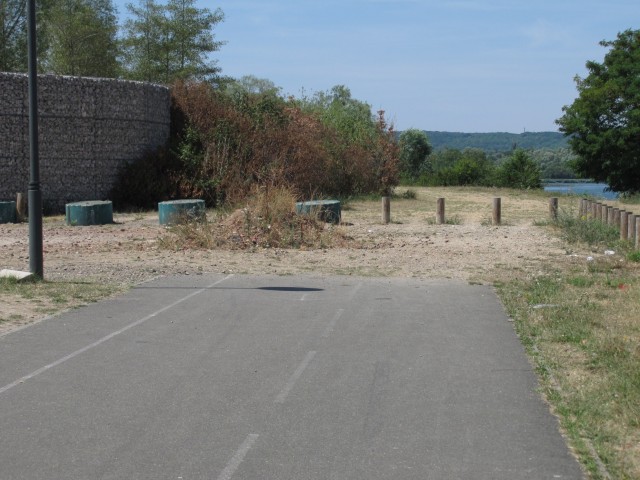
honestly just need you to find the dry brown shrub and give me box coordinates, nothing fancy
[159,185,354,251]
[171,81,332,203]
[170,80,399,204]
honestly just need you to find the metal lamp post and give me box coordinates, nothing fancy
[27,0,43,278]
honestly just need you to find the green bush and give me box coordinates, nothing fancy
[496,149,542,189]
[398,129,432,180]
[418,148,496,187]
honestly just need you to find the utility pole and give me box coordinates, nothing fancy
[27,0,43,278]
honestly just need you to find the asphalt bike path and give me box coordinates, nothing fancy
[0,274,585,479]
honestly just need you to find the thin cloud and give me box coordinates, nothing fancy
[522,20,572,48]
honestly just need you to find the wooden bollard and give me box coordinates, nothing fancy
[579,199,586,218]
[436,198,445,224]
[607,206,614,226]
[636,217,640,249]
[620,211,629,240]
[613,208,620,226]
[590,200,596,219]
[549,197,558,221]
[597,203,604,222]
[628,214,636,242]
[492,198,501,226]
[16,192,27,221]
[382,196,391,224]
[603,204,609,225]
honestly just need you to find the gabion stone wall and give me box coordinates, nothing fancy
[0,73,170,212]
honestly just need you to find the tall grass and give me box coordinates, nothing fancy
[554,210,621,246]
[497,207,640,478]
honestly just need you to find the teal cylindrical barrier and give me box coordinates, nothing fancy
[65,200,113,226]
[158,199,206,225]
[0,201,17,224]
[295,200,341,224]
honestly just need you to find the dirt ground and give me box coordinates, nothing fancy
[1,187,587,335]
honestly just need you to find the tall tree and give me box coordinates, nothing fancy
[557,29,640,194]
[166,0,223,81]
[1,0,52,72]
[120,0,166,82]
[46,0,119,77]
[399,129,432,179]
[0,0,26,71]
[121,0,224,84]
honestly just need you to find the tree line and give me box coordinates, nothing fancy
[4,1,639,196]
[0,0,222,83]
[398,129,543,189]
[397,128,580,188]
[404,29,640,194]
[423,131,569,152]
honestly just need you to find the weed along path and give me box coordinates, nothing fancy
[0,274,584,479]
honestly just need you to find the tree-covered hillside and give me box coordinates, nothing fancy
[424,131,568,151]
[394,131,578,180]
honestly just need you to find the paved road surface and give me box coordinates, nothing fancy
[0,274,584,479]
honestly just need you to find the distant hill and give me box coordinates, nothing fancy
[423,131,568,151]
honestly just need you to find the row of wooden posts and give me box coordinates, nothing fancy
[381,196,514,226]
[580,198,640,248]
[380,196,639,248]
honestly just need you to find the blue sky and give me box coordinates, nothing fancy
[114,0,638,133]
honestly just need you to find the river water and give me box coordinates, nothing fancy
[543,182,618,200]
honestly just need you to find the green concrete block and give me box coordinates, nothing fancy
[295,200,341,224]
[0,201,17,224]
[66,201,113,226]
[158,199,206,225]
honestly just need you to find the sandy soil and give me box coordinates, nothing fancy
[1,188,581,335]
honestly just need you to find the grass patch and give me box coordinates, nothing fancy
[426,214,462,225]
[628,251,640,263]
[0,313,24,323]
[533,218,552,227]
[0,277,122,314]
[496,218,640,478]
[393,188,417,200]
[620,193,640,205]
[480,217,512,227]
[568,275,595,288]
[555,210,620,246]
